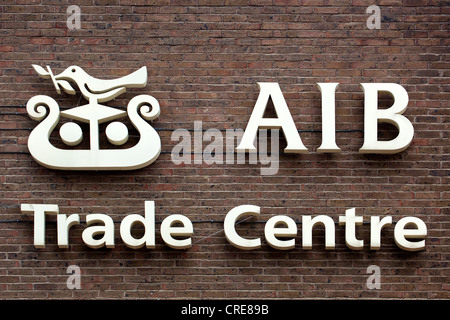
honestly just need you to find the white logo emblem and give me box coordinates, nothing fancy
[26,65,161,170]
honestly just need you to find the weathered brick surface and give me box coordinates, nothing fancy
[0,0,448,299]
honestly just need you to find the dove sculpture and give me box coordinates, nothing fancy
[32,65,147,103]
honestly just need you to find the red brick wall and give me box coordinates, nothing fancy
[0,0,448,299]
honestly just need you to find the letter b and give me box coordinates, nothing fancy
[359,83,414,154]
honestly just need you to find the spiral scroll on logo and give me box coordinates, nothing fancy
[26,65,161,170]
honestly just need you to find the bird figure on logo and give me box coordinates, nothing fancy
[32,65,148,150]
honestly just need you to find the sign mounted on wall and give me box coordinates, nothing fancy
[26,65,161,170]
[20,202,427,252]
[236,82,414,154]
[21,65,424,253]
[26,64,415,171]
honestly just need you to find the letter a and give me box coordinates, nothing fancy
[66,265,81,290]
[67,5,81,30]
[366,265,381,290]
[366,5,381,30]
[236,82,308,153]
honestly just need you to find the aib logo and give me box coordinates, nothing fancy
[26,65,161,170]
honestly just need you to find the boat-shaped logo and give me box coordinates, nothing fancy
[26,65,161,170]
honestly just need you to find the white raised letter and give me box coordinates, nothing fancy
[57,213,80,248]
[394,217,426,251]
[160,214,193,249]
[370,216,392,250]
[339,208,364,250]
[82,214,115,249]
[236,82,308,153]
[264,215,297,250]
[317,83,341,153]
[359,83,414,153]
[302,215,336,250]
[120,201,156,249]
[224,205,261,250]
[21,204,59,248]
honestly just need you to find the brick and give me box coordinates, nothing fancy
[0,0,447,301]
